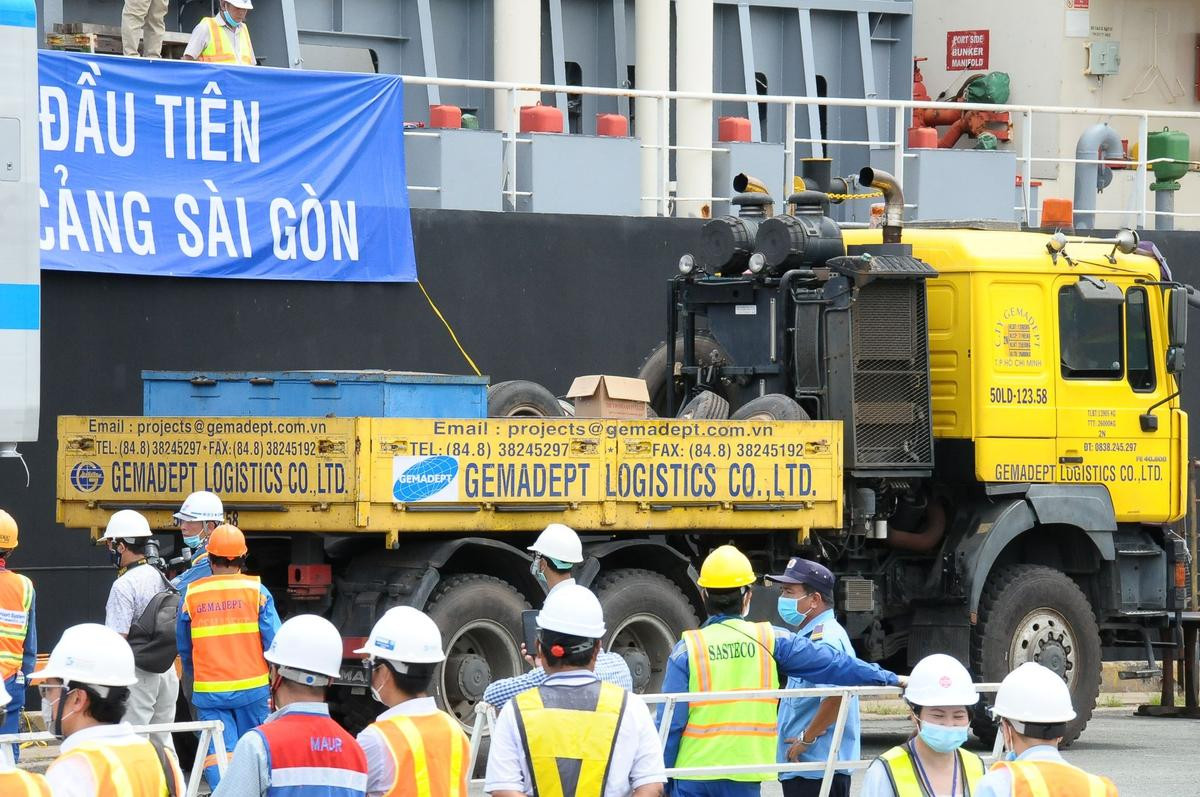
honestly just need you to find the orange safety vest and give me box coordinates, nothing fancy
[0,768,50,796]
[993,759,1118,797]
[369,710,469,797]
[183,573,269,694]
[0,570,33,680]
[49,738,184,797]
[198,17,255,65]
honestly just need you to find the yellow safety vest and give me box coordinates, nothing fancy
[675,619,779,781]
[992,759,1118,797]
[0,768,50,796]
[513,679,627,797]
[879,744,986,796]
[199,17,255,65]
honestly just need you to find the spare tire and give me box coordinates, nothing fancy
[677,391,730,420]
[487,380,565,417]
[730,394,810,421]
[637,335,735,417]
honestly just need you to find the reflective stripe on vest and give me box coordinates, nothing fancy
[183,574,269,694]
[50,738,183,797]
[0,769,51,796]
[994,759,1118,797]
[0,571,32,679]
[879,745,985,796]
[513,679,627,797]
[371,710,469,797]
[199,17,255,65]
[256,711,368,797]
[675,620,778,781]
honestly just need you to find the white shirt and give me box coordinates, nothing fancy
[105,561,168,636]
[356,696,443,797]
[184,17,252,62]
[47,722,149,797]
[484,670,666,797]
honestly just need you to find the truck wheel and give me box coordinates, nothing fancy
[638,335,733,417]
[425,574,529,728]
[677,391,729,420]
[488,380,566,417]
[594,568,699,693]
[730,394,810,421]
[970,564,1101,747]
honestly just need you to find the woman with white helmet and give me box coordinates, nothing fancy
[860,654,985,797]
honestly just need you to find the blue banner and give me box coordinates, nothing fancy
[37,51,416,282]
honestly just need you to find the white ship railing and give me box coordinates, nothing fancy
[400,74,1200,228]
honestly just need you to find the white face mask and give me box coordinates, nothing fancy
[41,689,77,738]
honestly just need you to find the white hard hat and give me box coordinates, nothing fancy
[528,523,583,565]
[904,653,979,707]
[537,583,606,638]
[174,491,224,523]
[355,606,445,664]
[264,614,343,682]
[32,623,137,688]
[225,0,253,9]
[991,662,1076,724]
[102,509,152,541]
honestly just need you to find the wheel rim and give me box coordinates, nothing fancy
[1008,608,1078,687]
[501,404,550,417]
[440,619,522,725]
[608,612,677,693]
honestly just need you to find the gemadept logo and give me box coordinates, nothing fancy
[392,456,459,503]
[70,461,105,493]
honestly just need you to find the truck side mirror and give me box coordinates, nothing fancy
[1074,275,1124,304]
[1168,286,1188,347]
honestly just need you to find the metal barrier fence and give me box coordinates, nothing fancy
[467,682,1005,797]
[400,74,1200,229]
[0,719,227,797]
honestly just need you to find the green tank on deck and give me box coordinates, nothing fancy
[1148,128,1190,190]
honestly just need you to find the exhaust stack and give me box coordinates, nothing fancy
[859,167,904,244]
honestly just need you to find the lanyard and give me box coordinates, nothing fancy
[116,558,148,578]
[908,741,959,797]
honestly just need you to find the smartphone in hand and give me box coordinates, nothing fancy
[522,609,539,663]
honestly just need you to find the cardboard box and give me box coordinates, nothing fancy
[567,375,650,419]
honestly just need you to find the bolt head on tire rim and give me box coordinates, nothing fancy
[1009,608,1077,685]
[609,612,676,693]
[441,619,520,724]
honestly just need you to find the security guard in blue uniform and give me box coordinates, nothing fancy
[767,559,859,797]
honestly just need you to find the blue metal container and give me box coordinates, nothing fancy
[142,370,488,418]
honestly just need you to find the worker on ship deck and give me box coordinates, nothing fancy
[183,0,257,65]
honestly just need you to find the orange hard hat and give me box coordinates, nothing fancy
[207,523,248,558]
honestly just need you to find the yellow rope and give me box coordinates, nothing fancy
[417,280,482,377]
[825,190,884,200]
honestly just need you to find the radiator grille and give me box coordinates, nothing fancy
[850,281,933,468]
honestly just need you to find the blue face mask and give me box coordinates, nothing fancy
[183,535,202,550]
[777,596,805,626]
[222,10,241,28]
[530,557,548,589]
[918,720,969,753]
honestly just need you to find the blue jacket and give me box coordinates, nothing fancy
[172,550,212,593]
[659,614,897,769]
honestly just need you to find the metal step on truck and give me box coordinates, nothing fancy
[57,170,1196,746]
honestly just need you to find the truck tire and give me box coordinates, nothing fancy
[425,574,529,729]
[677,391,729,420]
[638,335,733,417]
[488,380,566,417]
[594,568,699,693]
[730,394,810,421]
[970,564,1101,747]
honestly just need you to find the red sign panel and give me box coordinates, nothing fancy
[946,29,989,71]
[1071,1,1089,9]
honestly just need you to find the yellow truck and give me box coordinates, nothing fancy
[58,170,1193,744]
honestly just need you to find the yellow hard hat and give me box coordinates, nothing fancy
[0,510,17,550]
[698,544,756,589]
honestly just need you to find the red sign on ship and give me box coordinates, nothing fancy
[946,29,989,71]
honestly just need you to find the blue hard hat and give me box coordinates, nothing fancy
[766,557,835,598]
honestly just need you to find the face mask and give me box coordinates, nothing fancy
[183,535,202,550]
[108,544,122,568]
[777,597,805,626]
[918,720,969,753]
[222,10,241,28]
[368,663,386,704]
[530,557,548,589]
[41,690,76,738]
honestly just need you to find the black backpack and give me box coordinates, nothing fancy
[127,569,182,674]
